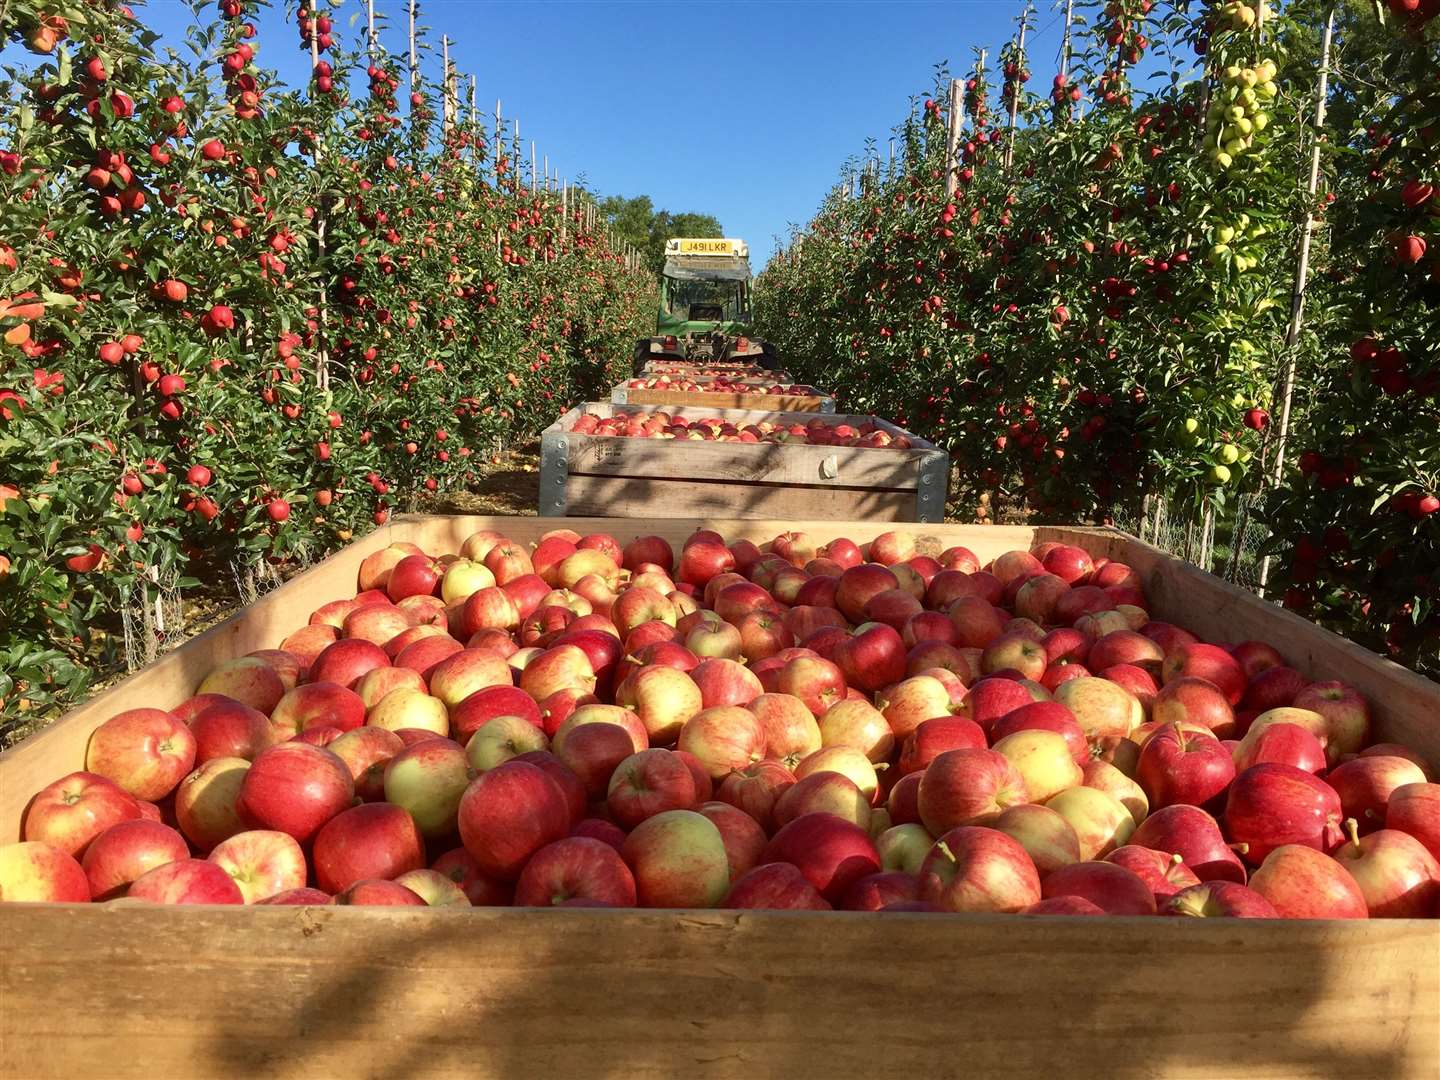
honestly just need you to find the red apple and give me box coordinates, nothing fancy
[1233,722,1327,775]
[85,708,197,801]
[1331,823,1440,918]
[918,825,1041,912]
[1130,804,1245,883]
[334,879,426,906]
[606,748,698,828]
[1387,783,1440,861]
[1161,880,1278,918]
[689,657,763,709]
[23,771,142,857]
[208,829,308,903]
[1161,643,1245,706]
[837,622,907,692]
[835,564,900,623]
[918,748,1029,833]
[677,705,764,777]
[236,742,354,844]
[81,820,189,900]
[190,700,273,763]
[1104,844,1200,902]
[1136,722,1235,810]
[1293,681,1371,762]
[1327,756,1428,833]
[514,836,637,907]
[1041,859,1155,915]
[724,862,833,910]
[311,638,391,690]
[1248,844,1368,919]
[716,760,796,832]
[1240,665,1306,713]
[1225,763,1344,865]
[128,857,244,904]
[458,760,571,880]
[761,812,880,902]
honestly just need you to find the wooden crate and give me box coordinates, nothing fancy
[613,379,836,412]
[2,517,1438,1078]
[538,404,949,520]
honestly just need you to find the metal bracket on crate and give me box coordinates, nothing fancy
[915,451,950,523]
[538,434,569,516]
[611,387,630,405]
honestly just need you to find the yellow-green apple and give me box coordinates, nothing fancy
[747,693,821,767]
[993,803,1080,876]
[956,677,1034,733]
[311,638,391,690]
[367,688,450,737]
[23,771,142,856]
[1040,859,1155,915]
[385,737,473,835]
[174,757,249,851]
[1136,721,1235,809]
[918,825,1040,912]
[439,558,496,605]
[1292,681,1370,763]
[1327,756,1427,832]
[717,760,796,831]
[1045,786,1135,860]
[514,836,637,907]
[1087,630,1164,675]
[1114,604,1150,631]
[614,664,702,745]
[677,705,765,778]
[1247,844,1368,918]
[190,700,272,763]
[343,604,412,648]
[796,747,879,802]
[207,829,307,903]
[360,542,426,591]
[334,879,425,905]
[686,620,743,660]
[689,658,763,709]
[465,715,548,772]
[775,655,847,718]
[993,730,1083,802]
[0,841,91,902]
[621,808,730,906]
[773,771,871,830]
[1161,880,1278,918]
[817,699,893,763]
[875,675,955,743]
[1081,760,1149,824]
[557,549,621,592]
[328,727,403,801]
[1104,844,1200,903]
[1331,821,1440,917]
[519,643,596,701]
[80,820,188,899]
[919,748,1029,834]
[1131,804,1244,882]
[897,716,986,776]
[1224,763,1344,864]
[128,858,244,904]
[1387,783,1440,861]
[890,564,928,603]
[698,800,768,881]
[197,656,285,714]
[838,622,907,692]
[875,823,935,875]
[724,862,832,909]
[390,868,470,907]
[1053,677,1142,741]
[990,702,1087,765]
[607,749,699,828]
[354,665,425,709]
[236,742,354,844]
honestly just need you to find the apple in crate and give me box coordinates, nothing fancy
[208,829,308,903]
[81,820,189,900]
[0,841,92,902]
[85,709,197,801]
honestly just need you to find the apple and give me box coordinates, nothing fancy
[1233,722,1327,775]
[440,558,497,604]
[1021,896,1106,916]
[1161,643,1245,706]
[359,542,425,591]
[817,699,893,763]
[80,708,196,804]
[980,632,1049,681]
[606,749,698,828]
[270,682,367,740]
[898,716,987,776]
[1153,676,1237,740]
[685,620,743,661]
[992,729,1081,802]
[1054,587,1117,626]
[311,638,391,690]
[1053,677,1142,741]
[1240,666,1307,713]
[1248,844,1368,919]
[837,623,907,693]
[1359,744,1433,777]
[993,803,1081,876]
[196,657,286,714]
[1327,756,1428,832]
[255,887,333,905]
[747,693,821,768]
[839,871,920,912]
[1087,631,1164,676]
[1387,783,1440,861]
[23,771,142,857]
[867,531,916,566]
[990,703,1087,765]
[451,685,542,746]
[519,644,596,701]
[947,597,1007,649]
[0,841,91,902]
[689,657,763,709]
[677,540,736,587]
[918,748,1029,833]
[717,760,796,831]
[623,535,675,573]
[697,800,768,881]
[1161,880,1279,918]
[385,737,473,835]
[354,666,426,710]
[343,604,412,648]
[333,879,426,906]
[458,760,571,880]
[308,801,426,895]
[464,715,548,773]
[835,564,899,623]
[621,808,729,907]
[955,677,1033,733]
[761,811,880,902]
[876,823,937,875]
[511,836,637,907]
[80,820,189,900]
[1136,722,1235,810]
[1040,860,1155,915]
[190,700,273,763]
[429,847,513,906]
[394,636,465,681]
[724,862,832,910]
[773,771,871,831]
[1044,786,1135,861]
[1130,804,1244,883]
[235,742,353,844]
[207,829,307,903]
[383,868,467,907]
[1104,844,1200,902]
[128,858,245,904]
[863,588,924,631]
[1292,681,1371,763]
[1013,573,1071,624]
[1225,763,1344,865]
[172,757,249,851]
[327,727,403,802]
[1081,759,1149,823]
[397,595,448,630]
[1331,822,1440,917]
[367,688,450,737]
[677,705,764,777]
[774,655,847,718]
[918,825,1041,912]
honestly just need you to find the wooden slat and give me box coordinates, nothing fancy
[1,905,1436,1079]
[559,476,919,521]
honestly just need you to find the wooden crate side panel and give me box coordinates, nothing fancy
[1,905,1436,1079]
[559,476,921,521]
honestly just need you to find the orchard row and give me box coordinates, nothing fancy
[0,1,655,725]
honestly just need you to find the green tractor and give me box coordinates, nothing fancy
[634,238,781,373]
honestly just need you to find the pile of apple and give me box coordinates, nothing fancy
[571,411,914,449]
[3,527,1438,918]
[624,377,824,396]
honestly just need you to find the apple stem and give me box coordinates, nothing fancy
[1344,817,1360,851]
[935,840,956,864]
[1169,852,1184,870]
[1230,842,1249,856]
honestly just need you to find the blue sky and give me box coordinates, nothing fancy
[49,1,1089,265]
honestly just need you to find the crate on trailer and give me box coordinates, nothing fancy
[538,403,949,520]
[2,514,1437,1079]
[612,379,836,412]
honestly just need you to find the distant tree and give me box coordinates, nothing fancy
[598,194,723,275]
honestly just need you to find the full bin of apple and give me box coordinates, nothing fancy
[4,521,1437,920]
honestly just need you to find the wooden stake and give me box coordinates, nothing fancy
[367,0,377,60]
[309,9,327,390]
[531,140,537,193]
[408,0,418,95]
[1005,4,1031,171]
[441,37,452,136]
[1259,6,1334,592]
[945,78,963,197]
